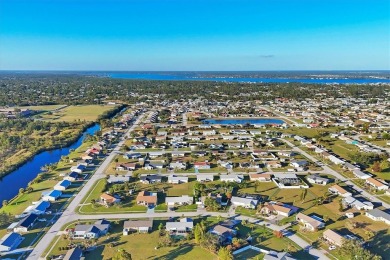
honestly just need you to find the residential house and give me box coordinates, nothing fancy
[352,169,371,180]
[230,196,258,209]
[265,161,282,168]
[136,191,158,207]
[168,175,188,184]
[115,162,137,171]
[220,174,244,183]
[264,251,296,260]
[249,173,272,182]
[13,214,38,233]
[290,160,309,171]
[100,193,121,206]
[123,220,153,235]
[197,174,214,182]
[194,162,211,170]
[64,172,79,182]
[41,190,62,202]
[209,224,237,243]
[70,164,86,174]
[273,173,302,188]
[144,161,165,170]
[322,229,344,247]
[260,203,296,217]
[0,233,24,252]
[306,174,330,186]
[123,152,143,160]
[365,209,390,225]
[72,220,110,239]
[169,161,187,170]
[171,151,188,157]
[149,151,164,159]
[166,195,193,207]
[166,218,193,236]
[139,174,162,184]
[296,213,325,231]
[365,178,389,191]
[342,196,374,211]
[328,185,352,197]
[107,174,131,184]
[277,151,296,157]
[23,200,50,215]
[54,180,71,191]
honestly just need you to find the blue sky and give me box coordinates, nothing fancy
[0,0,389,70]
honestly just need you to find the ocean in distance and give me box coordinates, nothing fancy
[106,71,390,84]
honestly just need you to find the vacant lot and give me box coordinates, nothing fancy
[40,105,115,122]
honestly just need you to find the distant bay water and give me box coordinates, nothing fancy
[107,72,390,84]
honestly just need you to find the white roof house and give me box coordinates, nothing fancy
[365,209,390,225]
[167,175,188,184]
[220,174,244,183]
[54,180,71,191]
[165,195,194,206]
[352,169,371,180]
[231,196,258,209]
[166,218,193,235]
[197,174,214,182]
[343,196,374,211]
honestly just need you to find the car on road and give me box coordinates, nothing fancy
[329,245,336,250]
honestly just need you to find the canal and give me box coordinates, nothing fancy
[0,124,101,203]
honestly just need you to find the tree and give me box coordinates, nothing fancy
[113,248,132,260]
[194,223,205,243]
[372,161,381,173]
[218,246,233,260]
[338,239,382,260]
[380,160,389,171]
[0,212,13,226]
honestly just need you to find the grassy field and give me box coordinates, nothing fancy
[39,105,116,122]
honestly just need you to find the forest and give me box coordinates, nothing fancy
[0,74,389,106]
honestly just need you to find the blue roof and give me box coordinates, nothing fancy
[69,172,79,177]
[19,213,38,228]
[0,232,22,247]
[35,201,50,211]
[59,180,71,187]
[48,190,62,198]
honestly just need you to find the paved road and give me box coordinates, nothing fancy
[28,113,145,260]
[281,138,389,209]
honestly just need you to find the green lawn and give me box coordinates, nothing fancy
[78,179,147,214]
[176,204,198,212]
[166,179,196,197]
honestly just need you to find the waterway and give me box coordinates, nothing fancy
[0,124,100,203]
[203,118,285,125]
[107,72,390,84]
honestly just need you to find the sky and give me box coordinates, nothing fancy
[0,0,389,71]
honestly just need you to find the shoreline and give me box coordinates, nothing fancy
[0,122,93,180]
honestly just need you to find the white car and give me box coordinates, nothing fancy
[329,245,336,250]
